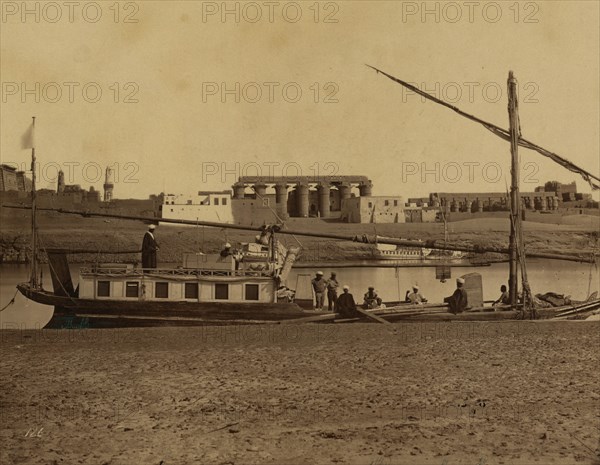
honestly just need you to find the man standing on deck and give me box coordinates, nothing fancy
[326,272,339,311]
[311,271,327,310]
[141,224,159,269]
[444,277,468,314]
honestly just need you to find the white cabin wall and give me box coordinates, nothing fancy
[229,283,242,301]
[80,279,95,298]
[169,282,183,300]
[112,281,124,297]
[200,282,212,299]
[259,282,274,303]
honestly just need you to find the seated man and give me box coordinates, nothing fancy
[363,286,383,309]
[407,285,427,304]
[335,285,358,318]
[444,277,468,314]
[493,284,510,307]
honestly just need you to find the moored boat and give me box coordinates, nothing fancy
[15,229,335,328]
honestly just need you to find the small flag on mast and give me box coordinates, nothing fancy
[21,121,35,149]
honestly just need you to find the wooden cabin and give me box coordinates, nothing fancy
[77,253,278,304]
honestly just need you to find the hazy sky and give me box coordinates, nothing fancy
[1,1,598,199]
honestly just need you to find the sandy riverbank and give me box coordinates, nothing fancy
[1,321,599,465]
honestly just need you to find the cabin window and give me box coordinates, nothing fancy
[215,283,229,300]
[385,200,389,206]
[222,197,227,205]
[368,202,373,208]
[394,200,398,206]
[185,282,199,299]
[245,284,259,301]
[125,282,139,298]
[214,197,219,205]
[97,281,110,297]
[155,282,169,298]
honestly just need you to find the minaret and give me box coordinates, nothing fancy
[57,170,65,193]
[103,167,114,202]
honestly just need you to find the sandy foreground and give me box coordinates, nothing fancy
[1,321,599,465]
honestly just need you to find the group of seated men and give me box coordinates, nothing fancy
[319,276,475,317]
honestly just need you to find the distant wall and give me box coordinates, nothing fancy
[0,191,161,217]
[161,202,233,223]
[341,197,405,223]
[231,196,280,226]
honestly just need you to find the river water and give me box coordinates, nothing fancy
[1,260,598,328]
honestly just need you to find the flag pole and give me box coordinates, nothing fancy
[30,116,38,288]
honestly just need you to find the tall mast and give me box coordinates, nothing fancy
[30,116,38,288]
[507,72,521,306]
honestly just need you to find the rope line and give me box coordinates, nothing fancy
[0,290,18,312]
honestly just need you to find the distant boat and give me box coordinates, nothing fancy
[427,249,466,260]
[373,242,432,259]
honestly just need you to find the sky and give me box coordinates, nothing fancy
[1,0,598,199]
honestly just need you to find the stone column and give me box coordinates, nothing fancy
[338,183,351,202]
[358,181,373,197]
[476,199,483,212]
[253,183,267,197]
[317,182,331,218]
[275,183,289,217]
[296,183,309,218]
[232,183,246,199]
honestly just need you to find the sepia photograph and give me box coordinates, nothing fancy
[1,1,599,464]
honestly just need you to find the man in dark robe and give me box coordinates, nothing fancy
[142,224,159,269]
[220,243,233,257]
[335,285,358,318]
[444,277,468,314]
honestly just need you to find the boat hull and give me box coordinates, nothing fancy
[16,283,322,328]
[16,284,599,328]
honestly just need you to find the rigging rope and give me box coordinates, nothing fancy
[0,290,18,312]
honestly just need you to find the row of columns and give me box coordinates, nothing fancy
[232,181,373,218]
[439,195,560,213]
